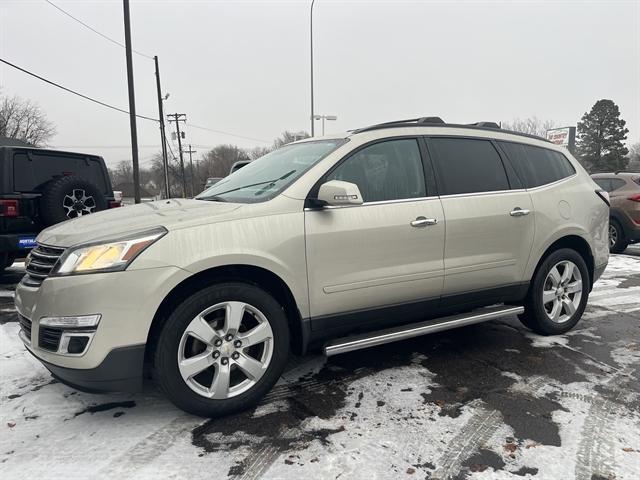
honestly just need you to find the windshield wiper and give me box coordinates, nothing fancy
[207,170,296,198]
[199,195,227,202]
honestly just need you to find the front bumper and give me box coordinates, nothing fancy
[15,265,190,390]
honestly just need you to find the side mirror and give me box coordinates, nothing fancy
[316,180,363,206]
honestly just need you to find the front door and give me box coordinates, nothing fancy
[305,138,445,331]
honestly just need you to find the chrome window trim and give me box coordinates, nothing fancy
[524,172,578,191]
[304,195,440,211]
[438,189,526,199]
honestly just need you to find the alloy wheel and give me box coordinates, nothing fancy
[609,224,618,248]
[63,189,96,218]
[177,301,274,399]
[542,260,583,323]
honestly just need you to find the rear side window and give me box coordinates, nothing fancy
[593,178,611,191]
[428,138,509,195]
[609,178,626,191]
[498,142,576,188]
[13,152,109,193]
[327,139,426,202]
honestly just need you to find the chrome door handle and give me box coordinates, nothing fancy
[510,208,530,217]
[411,217,438,227]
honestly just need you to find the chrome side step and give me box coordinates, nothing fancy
[323,305,524,357]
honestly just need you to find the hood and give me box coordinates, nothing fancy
[37,199,242,247]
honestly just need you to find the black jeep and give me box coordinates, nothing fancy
[0,146,120,271]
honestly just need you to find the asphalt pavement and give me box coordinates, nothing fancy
[1,246,639,479]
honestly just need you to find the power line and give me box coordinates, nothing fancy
[44,0,154,60]
[0,57,158,122]
[185,122,270,144]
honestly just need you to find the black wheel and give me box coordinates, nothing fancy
[153,282,290,417]
[609,219,628,254]
[519,248,589,335]
[39,176,107,226]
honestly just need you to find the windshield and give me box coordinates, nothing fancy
[196,139,345,203]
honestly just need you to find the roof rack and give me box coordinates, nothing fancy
[353,117,550,142]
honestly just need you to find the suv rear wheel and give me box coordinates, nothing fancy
[519,248,589,335]
[153,282,289,417]
[609,219,629,254]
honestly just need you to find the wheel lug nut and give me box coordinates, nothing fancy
[225,334,234,342]
[231,352,239,360]
[212,351,220,359]
[234,340,242,348]
[214,339,223,347]
[221,357,229,365]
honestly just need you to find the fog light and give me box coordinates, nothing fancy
[39,314,101,328]
[67,336,90,354]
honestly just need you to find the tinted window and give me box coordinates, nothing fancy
[593,178,611,191]
[609,178,626,191]
[327,139,426,202]
[429,138,509,195]
[498,142,576,188]
[13,152,109,193]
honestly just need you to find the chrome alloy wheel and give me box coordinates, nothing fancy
[63,189,96,218]
[609,224,618,248]
[542,260,583,323]
[177,301,274,399]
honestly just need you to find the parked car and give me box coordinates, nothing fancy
[591,172,640,253]
[229,160,252,175]
[1,146,120,272]
[203,177,223,191]
[15,117,609,417]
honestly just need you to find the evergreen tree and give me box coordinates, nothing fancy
[576,99,629,172]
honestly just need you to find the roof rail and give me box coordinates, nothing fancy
[352,117,549,142]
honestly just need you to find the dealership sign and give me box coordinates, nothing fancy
[546,126,576,149]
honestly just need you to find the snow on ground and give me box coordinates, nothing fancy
[1,253,640,479]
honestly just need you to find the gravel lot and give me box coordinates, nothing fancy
[1,247,639,480]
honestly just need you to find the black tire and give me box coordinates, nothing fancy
[39,176,107,226]
[609,219,629,254]
[1,253,14,272]
[153,282,290,417]
[519,248,590,335]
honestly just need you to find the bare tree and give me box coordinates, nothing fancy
[273,130,310,148]
[501,117,557,138]
[0,94,56,146]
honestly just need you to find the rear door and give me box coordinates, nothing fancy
[426,136,535,297]
[304,138,445,331]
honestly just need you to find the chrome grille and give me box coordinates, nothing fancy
[23,244,65,287]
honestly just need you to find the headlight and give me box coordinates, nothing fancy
[53,227,167,275]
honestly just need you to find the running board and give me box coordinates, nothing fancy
[323,305,524,357]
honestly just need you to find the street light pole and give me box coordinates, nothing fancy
[310,0,315,137]
[313,114,337,135]
[122,0,140,204]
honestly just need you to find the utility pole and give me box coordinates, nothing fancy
[154,56,170,199]
[310,0,315,136]
[184,145,197,197]
[167,113,187,198]
[122,0,140,203]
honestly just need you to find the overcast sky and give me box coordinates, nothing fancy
[1,0,638,168]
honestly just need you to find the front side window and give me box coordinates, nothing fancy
[609,178,627,192]
[593,178,611,192]
[498,142,576,188]
[326,139,426,203]
[197,139,344,203]
[429,138,509,195]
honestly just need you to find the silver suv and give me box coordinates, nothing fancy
[15,117,609,417]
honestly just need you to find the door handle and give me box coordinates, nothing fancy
[411,216,438,227]
[510,208,530,217]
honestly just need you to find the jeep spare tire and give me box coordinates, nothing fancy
[39,176,107,226]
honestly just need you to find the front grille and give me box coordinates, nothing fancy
[23,244,65,287]
[19,315,32,342]
[39,326,63,352]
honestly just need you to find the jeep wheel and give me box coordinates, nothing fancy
[153,282,289,417]
[609,219,628,254]
[519,248,589,335]
[39,176,107,226]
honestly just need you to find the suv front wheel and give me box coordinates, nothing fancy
[153,282,289,417]
[519,248,590,335]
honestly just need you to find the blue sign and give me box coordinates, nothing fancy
[17,237,37,249]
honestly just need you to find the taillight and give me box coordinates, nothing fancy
[108,200,122,208]
[628,193,640,203]
[595,190,610,206]
[0,199,19,217]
